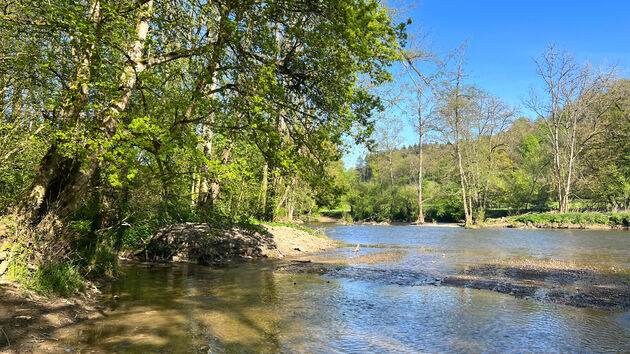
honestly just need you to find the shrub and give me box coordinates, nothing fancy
[512,212,630,226]
[608,212,630,226]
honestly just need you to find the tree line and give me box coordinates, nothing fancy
[347,45,630,225]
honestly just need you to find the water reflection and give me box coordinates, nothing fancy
[55,226,630,352]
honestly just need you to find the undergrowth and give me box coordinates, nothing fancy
[510,212,630,226]
[2,217,118,297]
[5,244,85,297]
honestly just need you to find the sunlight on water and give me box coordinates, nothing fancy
[55,226,630,352]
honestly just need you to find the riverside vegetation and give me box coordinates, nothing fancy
[0,0,628,301]
[0,0,406,297]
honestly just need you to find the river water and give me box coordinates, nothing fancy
[59,225,630,352]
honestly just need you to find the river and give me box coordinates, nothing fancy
[57,225,630,352]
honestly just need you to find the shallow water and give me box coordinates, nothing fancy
[59,225,630,352]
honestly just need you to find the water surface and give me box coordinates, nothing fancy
[58,225,630,352]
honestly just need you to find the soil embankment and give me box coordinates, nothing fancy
[0,282,104,353]
[127,222,337,264]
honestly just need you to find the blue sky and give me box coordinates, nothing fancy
[343,0,630,166]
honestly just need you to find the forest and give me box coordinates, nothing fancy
[0,0,629,296]
[348,77,630,224]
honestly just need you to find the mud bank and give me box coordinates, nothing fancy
[127,222,338,265]
[0,282,104,353]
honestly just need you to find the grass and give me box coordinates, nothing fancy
[313,203,351,219]
[246,218,327,238]
[6,247,85,297]
[28,261,85,297]
[509,212,630,227]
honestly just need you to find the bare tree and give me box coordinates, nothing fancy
[525,44,616,213]
[433,44,478,226]
[470,95,516,216]
[374,115,403,219]
[400,36,443,224]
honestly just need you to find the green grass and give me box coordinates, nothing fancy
[245,218,326,237]
[510,212,630,226]
[6,247,85,297]
[28,261,85,297]
[314,203,351,219]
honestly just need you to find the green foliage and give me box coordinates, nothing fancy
[28,261,85,298]
[608,213,630,226]
[511,212,630,226]
[6,244,32,284]
[6,243,84,297]
[243,218,323,237]
[71,233,119,280]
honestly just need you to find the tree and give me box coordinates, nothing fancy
[400,36,442,224]
[434,45,478,226]
[466,95,515,218]
[525,44,616,213]
[1,0,405,248]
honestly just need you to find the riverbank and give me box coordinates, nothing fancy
[127,222,338,264]
[484,212,630,230]
[0,280,104,352]
[0,223,338,352]
[320,211,630,230]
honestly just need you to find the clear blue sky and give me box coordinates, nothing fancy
[343,0,630,167]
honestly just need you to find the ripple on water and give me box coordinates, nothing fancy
[51,226,630,352]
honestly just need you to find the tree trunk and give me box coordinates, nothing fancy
[205,143,233,209]
[455,119,472,226]
[287,177,296,221]
[259,162,268,217]
[416,107,424,224]
[20,0,153,235]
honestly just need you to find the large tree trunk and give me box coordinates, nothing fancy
[19,1,153,235]
[19,1,102,231]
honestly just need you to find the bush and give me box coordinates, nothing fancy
[608,212,630,226]
[512,212,630,226]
